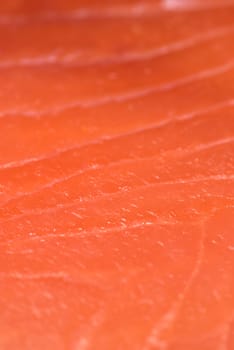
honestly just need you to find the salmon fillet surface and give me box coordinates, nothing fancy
[1,1,234,349]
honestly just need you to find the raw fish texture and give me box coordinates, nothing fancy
[0,1,234,349]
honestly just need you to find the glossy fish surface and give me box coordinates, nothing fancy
[0,1,234,349]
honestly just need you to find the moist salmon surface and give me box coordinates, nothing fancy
[1,1,234,349]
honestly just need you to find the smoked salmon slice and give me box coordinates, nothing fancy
[0,1,234,349]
